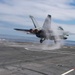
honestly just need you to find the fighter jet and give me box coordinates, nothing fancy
[14,15,69,43]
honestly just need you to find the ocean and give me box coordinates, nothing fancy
[0,34,75,46]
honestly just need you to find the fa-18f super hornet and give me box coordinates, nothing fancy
[14,15,69,43]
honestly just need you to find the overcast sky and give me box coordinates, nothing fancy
[0,0,75,40]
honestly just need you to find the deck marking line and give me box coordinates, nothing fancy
[25,48,29,50]
[61,69,74,75]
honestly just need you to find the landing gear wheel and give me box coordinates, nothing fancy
[40,38,45,43]
[40,39,43,43]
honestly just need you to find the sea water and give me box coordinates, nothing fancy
[0,34,75,46]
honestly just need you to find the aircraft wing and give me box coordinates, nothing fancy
[66,32,75,35]
[42,15,53,39]
[14,28,31,34]
[42,15,61,43]
[42,15,51,31]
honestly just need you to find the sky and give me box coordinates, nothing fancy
[0,0,75,41]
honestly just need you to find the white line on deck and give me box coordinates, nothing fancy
[25,48,29,50]
[61,69,75,75]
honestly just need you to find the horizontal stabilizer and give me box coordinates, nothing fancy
[29,15,41,29]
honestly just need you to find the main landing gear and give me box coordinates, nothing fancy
[40,38,45,43]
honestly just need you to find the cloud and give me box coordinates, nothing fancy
[0,0,75,23]
[0,0,75,19]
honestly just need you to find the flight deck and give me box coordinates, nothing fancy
[0,41,75,75]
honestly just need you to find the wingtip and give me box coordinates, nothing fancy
[48,14,51,17]
[29,15,33,18]
[29,15,31,17]
[14,28,18,30]
[14,28,16,30]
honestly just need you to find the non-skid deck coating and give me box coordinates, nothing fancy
[0,42,75,75]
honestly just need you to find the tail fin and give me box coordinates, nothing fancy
[42,15,51,31]
[29,15,40,29]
